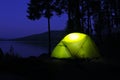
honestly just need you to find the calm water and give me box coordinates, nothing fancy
[0,41,48,58]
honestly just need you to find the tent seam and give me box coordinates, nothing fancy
[61,41,73,57]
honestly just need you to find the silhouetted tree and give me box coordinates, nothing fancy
[27,0,120,46]
[58,0,84,34]
[66,0,75,33]
[66,0,119,37]
[109,0,120,34]
[27,0,63,55]
[83,0,93,35]
[90,0,103,41]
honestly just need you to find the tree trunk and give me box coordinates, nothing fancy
[48,17,51,55]
[87,0,91,35]
[106,2,112,35]
[47,3,51,56]
[75,0,83,32]
[65,0,75,34]
[81,0,84,30]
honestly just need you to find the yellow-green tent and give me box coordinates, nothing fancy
[51,32,100,59]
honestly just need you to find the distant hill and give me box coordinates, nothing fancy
[0,38,7,41]
[9,30,66,47]
[11,30,65,41]
[0,39,3,41]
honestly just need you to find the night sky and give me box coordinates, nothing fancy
[0,0,67,38]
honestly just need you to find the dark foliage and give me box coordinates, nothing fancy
[27,0,120,44]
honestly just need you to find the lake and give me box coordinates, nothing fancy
[0,41,49,58]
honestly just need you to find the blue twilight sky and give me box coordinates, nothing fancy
[0,0,68,39]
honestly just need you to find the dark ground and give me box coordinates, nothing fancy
[0,55,120,80]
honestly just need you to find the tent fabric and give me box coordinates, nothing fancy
[51,32,100,59]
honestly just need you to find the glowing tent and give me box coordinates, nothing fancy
[51,32,100,59]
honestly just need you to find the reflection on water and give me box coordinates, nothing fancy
[0,41,48,58]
